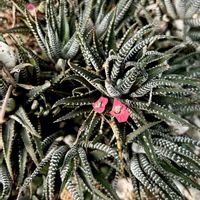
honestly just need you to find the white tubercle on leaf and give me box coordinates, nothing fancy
[0,41,16,70]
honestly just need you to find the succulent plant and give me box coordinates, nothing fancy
[134,0,200,47]
[0,0,200,200]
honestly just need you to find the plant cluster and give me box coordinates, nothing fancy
[0,0,200,199]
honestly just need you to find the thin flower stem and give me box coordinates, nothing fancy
[2,65,16,87]
[104,116,124,174]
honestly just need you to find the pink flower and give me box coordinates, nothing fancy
[92,97,108,113]
[26,3,37,16]
[110,98,129,123]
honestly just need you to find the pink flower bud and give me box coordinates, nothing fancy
[26,3,37,16]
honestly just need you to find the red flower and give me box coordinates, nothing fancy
[110,98,129,123]
[92,97,108,113]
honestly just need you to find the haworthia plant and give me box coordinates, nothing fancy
[0,0,200,199]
